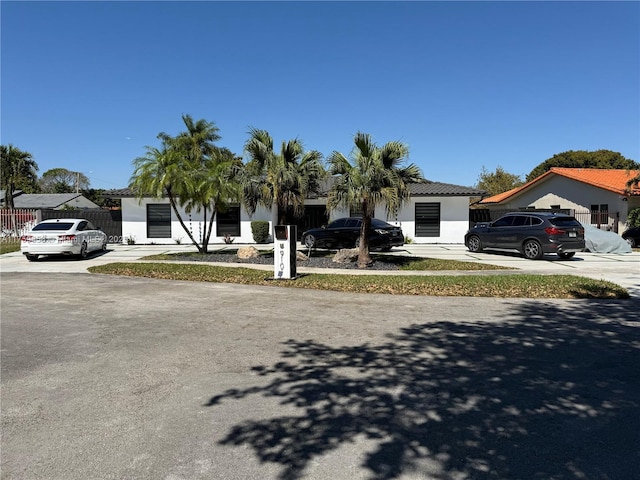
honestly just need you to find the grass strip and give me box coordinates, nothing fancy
[88,262,629,299]
[0,240,21,255]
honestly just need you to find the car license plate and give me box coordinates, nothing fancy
[569,232,576,238]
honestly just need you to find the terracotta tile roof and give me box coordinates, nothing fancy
[479,168,640,204]
[549,167,640,194]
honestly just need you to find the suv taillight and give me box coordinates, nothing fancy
[544,227,565,235]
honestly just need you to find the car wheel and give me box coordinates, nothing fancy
[303,234,315,248]
[558,252,575,259]
[101,240,108,251]
[26,254,38,262]
[523,239,543,260]
[467,235,483,252]
[80,241,88,259]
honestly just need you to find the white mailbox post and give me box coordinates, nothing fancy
[273,225,297,279]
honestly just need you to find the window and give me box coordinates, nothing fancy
[216,206,240,236]
[415,203,440,237]
[590,204,608,225]
[492,216,515,228]
[511,216,530,226]
[147,204,171,238]
[328,218,348,228]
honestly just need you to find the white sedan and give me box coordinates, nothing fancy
[20,218,108,261]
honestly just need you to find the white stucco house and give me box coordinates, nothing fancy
[477,168,640,233]
[107,180,485,245]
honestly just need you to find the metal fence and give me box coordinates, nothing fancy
[0,209,38,238]
[40,209,123,243]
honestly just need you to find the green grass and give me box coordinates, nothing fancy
[0,239,21,254]
[88,262,629,299]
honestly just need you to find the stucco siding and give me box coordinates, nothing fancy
[121,195,472,245]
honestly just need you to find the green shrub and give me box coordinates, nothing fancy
[627,207,640,228]
[251,221,270,243]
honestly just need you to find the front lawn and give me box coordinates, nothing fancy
[88,262,629,299]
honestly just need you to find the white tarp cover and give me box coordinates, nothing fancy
[582,224,632,254]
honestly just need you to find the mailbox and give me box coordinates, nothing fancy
[274,225,297,279]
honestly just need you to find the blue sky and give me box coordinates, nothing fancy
[2,1,638,190]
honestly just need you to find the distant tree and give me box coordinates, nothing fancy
[327,132,423,268]
[81,188,121,209]
[475,166,524,196]
[240,128,325,225]
[129,115,240,253]
[526,150,640,182]
[626,172,640,193]
[39,168,90,193]
[0,144,39,208]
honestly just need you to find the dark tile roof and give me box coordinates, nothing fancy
[104,180,485,199]
[408,180,486,196]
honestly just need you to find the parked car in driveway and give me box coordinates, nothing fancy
[301,217,404,251]
[464,212,585,260]
[20,218,107,261]
[621,226,640,248]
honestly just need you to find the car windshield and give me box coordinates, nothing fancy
[549,217,581,227]
[32,222,74,231]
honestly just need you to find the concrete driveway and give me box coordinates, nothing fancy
[1,272,639,480]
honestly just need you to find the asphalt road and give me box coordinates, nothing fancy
[2,270,639,480]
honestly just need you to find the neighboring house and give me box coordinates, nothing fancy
[476,168,640,233]
[107,180,485,245]
[0,190,100,210]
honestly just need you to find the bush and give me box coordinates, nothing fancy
[627,207,640,228]
[251,221,270,243]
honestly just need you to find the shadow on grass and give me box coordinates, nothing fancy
[206,300,640,479]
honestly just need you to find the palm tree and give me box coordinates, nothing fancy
[129,115,240,253]
[1,144,39,209]
[327,132,423,268]
[241,128,324,225]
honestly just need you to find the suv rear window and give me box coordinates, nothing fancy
[32,222,74,231]
[549,217,581,227]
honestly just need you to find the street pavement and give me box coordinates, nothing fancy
[1,245,639,479]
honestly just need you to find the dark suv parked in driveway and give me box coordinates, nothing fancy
[465,212,585,260]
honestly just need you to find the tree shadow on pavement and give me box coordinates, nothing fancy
[206,299,640,480]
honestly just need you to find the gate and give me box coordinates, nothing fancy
[40,209,123,243]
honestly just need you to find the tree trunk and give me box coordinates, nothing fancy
[203,204,217,254]
[357,214,372,268]
[167,192,204,253]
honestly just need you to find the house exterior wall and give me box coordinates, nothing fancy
[120,195,472,245]
[394,196,470,244]
[484,176,630,232]
[121,198,273,245]
[58,196,100,209]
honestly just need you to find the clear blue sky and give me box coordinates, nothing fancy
[2,1,638,190]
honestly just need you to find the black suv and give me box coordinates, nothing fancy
[465,212,585,260]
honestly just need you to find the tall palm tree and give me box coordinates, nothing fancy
[241,128,324,225]
[129,115,240,253]
[1,144,39,209]
[327,132,423,268]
